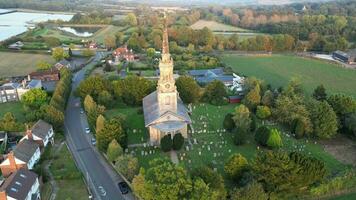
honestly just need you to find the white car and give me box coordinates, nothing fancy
[85,128,90,134]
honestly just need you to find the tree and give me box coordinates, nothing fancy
[37,60,52,71]
[261,90,274,107]
[253,151,327,197]
[96,114,105,133]
[243,84,261,110]
[115,154,139,181]
[21,88,48,109]
[225,154,248,181]
[176,76,201,104]
[97,118,127,152]
[44,37,61,47]
[267,128,283,148]
[308,100,338,139]
[234,128,247,146]
[191,178,214,200]
[313,85,327,101]
[146,48,155,58]
[160,134,172,152]
[82,48,95,57]
[76,76,112,100]
[40,105,64,130]
[0,112,23,132]
[98,90,113,108]
[104,35,116,50]
[223,113,235,132]
[233,105,252,132]
[172,133,184,150]
[256,106,271,122]
[203,80,227,105]
[255,126,270,146]
[132,159,192,200]
[345,113,356,137]
[84,95,105,129]
[125,13,137,26]
[107,139,123,163]
[327,94,356,117]
[52,47,66,61]
[115,31,124,46]
[230,182,268,200]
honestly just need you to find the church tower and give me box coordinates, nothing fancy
[157,17,178,113]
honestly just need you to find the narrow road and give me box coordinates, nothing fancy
[64,52,135,200]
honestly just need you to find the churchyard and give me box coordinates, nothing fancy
[107,102,350,177]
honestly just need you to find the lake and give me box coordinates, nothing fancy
[0,10,73,41]
[58,26,101,37]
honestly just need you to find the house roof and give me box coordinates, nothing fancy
[27,79,41,89]
[31,120,52,140]
[58,59,70,66]
[196,75,234,84]
[188,68,224,77]
[0,168,38,200]
[13,139,39,163]
[0,82,20,90]
[142,91,191,127]
[29,69,60,77]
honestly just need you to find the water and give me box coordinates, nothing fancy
[58,26,100,37]
[0,11,73,41]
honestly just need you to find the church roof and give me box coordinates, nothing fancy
[142,91,191,127]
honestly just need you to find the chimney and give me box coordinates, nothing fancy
[26,128,33,141]
[8,152,17,171]
[0,191,7,200]
[27,74,31,81]
[21,79,26,88]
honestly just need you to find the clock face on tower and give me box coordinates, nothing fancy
[165,84,170,89]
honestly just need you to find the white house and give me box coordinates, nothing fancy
[21,120,54,148]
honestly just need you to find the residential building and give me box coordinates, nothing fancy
[54,59,72,70]
[0,168,40,200]
[0,139,40,177]
[8,41,24,50]
[0,79,42,103]
[332,50,356,64]
[113,46,135,62]
[143,19,191,145]
[21,120,54,148]
[29,69,60,82]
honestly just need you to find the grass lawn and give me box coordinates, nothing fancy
[105,106,148,145]
[0,52,54,77]
[222,54,356,97]
[191,20,251,33]
[0,102,26,122]
[56,180,89,200]
[331,192,356,200]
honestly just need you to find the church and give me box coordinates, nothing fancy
[142,20,191,145]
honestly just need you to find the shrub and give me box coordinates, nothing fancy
[255,126,270,146]
[223,113,235,132]
[224,154,248,180]
[267,129,283,149]
[292,118,305,139]
[172,133,184,150]
[160,134,172,152]
[234,129,247,146]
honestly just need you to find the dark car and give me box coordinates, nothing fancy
[118,181,130,194]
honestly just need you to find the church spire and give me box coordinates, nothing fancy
[161,14,171,63]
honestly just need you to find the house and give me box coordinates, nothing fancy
[88,41,97,49]
[143,21,191,145]
[0,168,40,200]
[332,50,356,64]
[8,41,24,50]
[29,69,60,82]
[54,59,72,70]
[0,139,40,177]
[113,46,135,62]
[0,79,42,103]
[21,120,54,148]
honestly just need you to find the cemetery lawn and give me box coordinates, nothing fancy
[222,54,356,98]
[0,102,26,122]
[105,105,148,145]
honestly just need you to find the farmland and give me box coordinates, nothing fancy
[222,54,356,97]
[0,52,54,77]
[191,20,251,33]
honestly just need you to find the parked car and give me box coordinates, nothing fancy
[118,181,129,194]
[91,138,96,145]
[80,108,84,114]
[85,127,90,134]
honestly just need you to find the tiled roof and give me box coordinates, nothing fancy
[13,139,39,163]
[31,120,52,140]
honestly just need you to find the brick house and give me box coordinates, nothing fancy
[21,120,54,148]
[0,168,40,200]
[0,138,40,177]
[113,46,135,62]
[29,69,60,82]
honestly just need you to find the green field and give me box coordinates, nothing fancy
[222,54,356,97]
[191,20,251,33]
[0,102,25,122]
[331,192,356,200]
[0,52,54,77]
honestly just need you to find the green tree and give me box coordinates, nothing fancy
[230,182,268,200]
[267,128,283,148]
[243,84,261,110]
[255,126,270,146]
[115,154,139,181]
[84,95,105,130]
[76,75,112,100]
[308,100,338,139]
[327,94,356,117]
[172,133,184,150]
[52,47,66,61]
[98,90,113,108]
[97,118,127,152]
[44,37,61,48]
[96,114,105,133]
[115,31,124,46]
[345,113,356,137]
[224,154,248,180]
[0,112,23,132]
[132,159,192,200]
[203,80,227,105]
[21,88,48,109]
[176,76,201,104]
[104,35,116,50]
[40,105,64,130]
[234,128,247,146]
[125,13,137,26]
[223,113,235,132]
[160,134,172,152]
[146,48,155,58]
[36,60,52,71]
[261,90,274,107]
[107,139,123,163]
[191,178,214,200]
[233,105,252,132]
[256,106,271,122]
[313,85,327,101]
